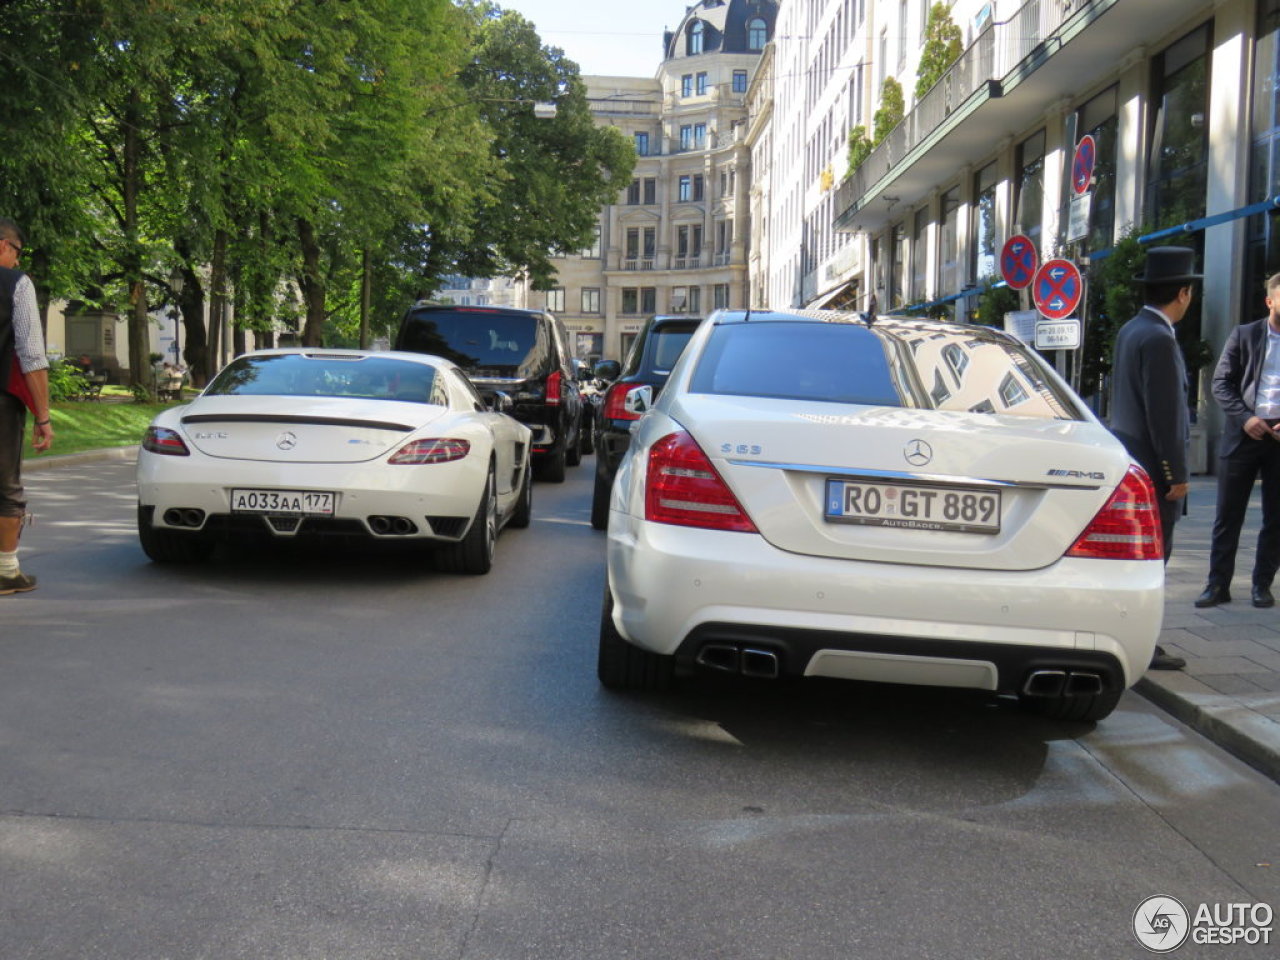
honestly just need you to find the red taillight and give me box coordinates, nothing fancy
[546,370,562,406]
[388,438,471,464]
[603,381,646,421]
[645,430,757,532]
[1066,466,1164,560]
[142,426,190,456]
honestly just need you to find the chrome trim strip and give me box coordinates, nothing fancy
[725,459,1102,491]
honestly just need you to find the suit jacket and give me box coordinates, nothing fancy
[1212,316,1273,458]
[1108,306,1189,488]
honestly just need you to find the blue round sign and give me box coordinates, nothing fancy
[1000,235,1038,290]
[1072,135,1096,196]
[1033,259,1083,320]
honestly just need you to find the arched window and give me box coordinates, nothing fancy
[748,18,767,50]
[688,21,704,55]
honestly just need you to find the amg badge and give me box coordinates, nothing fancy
[1047,469,1105,480]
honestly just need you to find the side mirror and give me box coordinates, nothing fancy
[623,384,653,417]
[484,390,514,414]
[594,359,621,381]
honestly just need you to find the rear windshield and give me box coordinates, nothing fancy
[206,354,443,405]
[687,320,1079,420]
[648,327,697,373]
[398,310,550,378]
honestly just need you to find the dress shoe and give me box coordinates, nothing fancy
[1194,584,1231,608]
[1253,585,1275,608]
[1149,645,1186,671]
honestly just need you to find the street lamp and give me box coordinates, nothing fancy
[168,265,185,366]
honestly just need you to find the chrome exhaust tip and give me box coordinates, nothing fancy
[740,647,780,679]
[1064,671,1104,696]
[1022,669,1067,698]
[695,644,740,674]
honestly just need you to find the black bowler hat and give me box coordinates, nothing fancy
[1133,246,1203,284]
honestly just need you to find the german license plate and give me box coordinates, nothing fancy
[230,488,336,515]
[825,479,1000,534]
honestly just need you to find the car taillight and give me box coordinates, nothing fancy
[1065,466,1163,560]
[142,426,190,456]
[603,381,647,421]
[645,430,757,532]
[546,370,562,406]
[388,438,471,464]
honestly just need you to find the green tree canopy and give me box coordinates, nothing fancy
[915,3,964,101]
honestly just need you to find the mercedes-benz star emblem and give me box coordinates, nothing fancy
[276,431,298,451]
[904,439,932,466]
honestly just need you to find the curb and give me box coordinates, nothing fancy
[1136,674,1280,783]
[23,446,138,472]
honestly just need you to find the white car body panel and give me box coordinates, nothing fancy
[605,313,1164,700]
[137,349,531,544]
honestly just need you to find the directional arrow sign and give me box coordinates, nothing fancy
[1000,234,1038,290]
[1033,258,1083,321]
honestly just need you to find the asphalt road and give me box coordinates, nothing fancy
[2,455,1279,959]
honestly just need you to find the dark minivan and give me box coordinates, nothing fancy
[395,304,584,481]
[590,314,702,528]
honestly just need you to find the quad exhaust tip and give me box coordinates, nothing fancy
[695,644,780,679]
[1023,669,1104,698]
[163,508,205,528]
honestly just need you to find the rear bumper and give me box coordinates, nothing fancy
[607,519,1163,691]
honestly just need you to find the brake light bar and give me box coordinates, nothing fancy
[1065,466,1164,561]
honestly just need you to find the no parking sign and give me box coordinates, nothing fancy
[1033,259,1083,321]
[1000,235,1038,290]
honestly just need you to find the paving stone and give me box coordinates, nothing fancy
[1182,656,1275,676]
[1196,674,1268,696]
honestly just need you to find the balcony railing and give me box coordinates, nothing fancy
[622,258,656,271]
[836,0,1085,219]
[673,257,701,270]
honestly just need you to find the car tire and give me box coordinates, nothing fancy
[439,468,496,574]
[597,587,674,691]
[590,466,610,531]
[537,443,567,483]
[1024,688,1122,723]
[509,461,533,529]
[565,422,582,467]
[137,506,213,564]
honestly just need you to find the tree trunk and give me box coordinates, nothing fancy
[297,218,326,347]
[179,265,207,386]
[124,89,150,391]
[207,229,228,376]
[360,247,372,349]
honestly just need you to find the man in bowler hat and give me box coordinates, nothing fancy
[1109,246,1201,670]
[1194,272,1280,610]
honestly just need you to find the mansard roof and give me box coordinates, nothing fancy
[662,0,777,63]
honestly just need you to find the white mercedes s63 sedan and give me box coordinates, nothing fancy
[599,310,1165,722]
[136,349,531,574]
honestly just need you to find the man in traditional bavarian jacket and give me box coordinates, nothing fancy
[0,217,53,594]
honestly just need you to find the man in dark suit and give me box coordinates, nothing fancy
[1109,247,1201,670]
[1194,272,1280,609]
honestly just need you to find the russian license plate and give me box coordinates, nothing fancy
[825,478,1000,534]
[230,488,336,516]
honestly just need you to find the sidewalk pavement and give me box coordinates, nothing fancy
[1139,473,1280,783]
[20,450,1280,783]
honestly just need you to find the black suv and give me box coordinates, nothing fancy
[590,315,702,529]
[395,304,585,481]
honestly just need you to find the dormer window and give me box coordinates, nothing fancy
[688,21,704,55]
[748,17,767,50]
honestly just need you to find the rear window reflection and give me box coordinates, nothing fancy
[207,355,443,405]
[688,320,1079,420]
